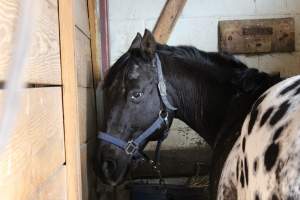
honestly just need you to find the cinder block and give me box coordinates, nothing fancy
[287,0,300,14]
[109,19,145,64]
[235,55,260,69]
[255,0,288,15]
[147,18,219,51]
[145,119,207,151]
[108,0,165,20]
[167,18,219,51]
[181,0,255,18]
[219,14,291,21]
[258,52,300,77]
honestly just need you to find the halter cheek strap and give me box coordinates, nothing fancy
[155,53,177,111]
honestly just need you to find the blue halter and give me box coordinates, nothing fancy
[98,111,168,159]
[97,53,177,160]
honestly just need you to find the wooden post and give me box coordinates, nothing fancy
[58,0,83,199]
[88,0,101,84]
[153,0,187,43]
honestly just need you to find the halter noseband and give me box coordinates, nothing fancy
[97,53,177,161]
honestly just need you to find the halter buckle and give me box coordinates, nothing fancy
[159,110,169,125]
[125,140,138,155]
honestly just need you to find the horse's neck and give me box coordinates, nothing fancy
[162,57,235,146]
[162,54,281,147]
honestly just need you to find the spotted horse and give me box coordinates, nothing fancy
[218,75,300,200]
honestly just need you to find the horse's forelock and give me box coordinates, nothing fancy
[103,53,131,89]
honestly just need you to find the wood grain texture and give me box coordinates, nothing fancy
[58,0,83,199]
[153,0,187,44]
[0,88,65,200]
[33,166,67,200]
[78,87,97,144]
[219,18,295,54]
[81,143,97,200]
[75,0,91,37]
[0,0,61,84]
[88,0,101,83]
[75,28,94,88]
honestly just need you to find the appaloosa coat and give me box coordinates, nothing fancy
[218,76,300,200]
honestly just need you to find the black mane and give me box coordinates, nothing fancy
[103,43,281,98]
[156,44,248,70]
[103,52,130,89]
[103,44,251,89]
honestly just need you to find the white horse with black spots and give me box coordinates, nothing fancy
[218,75,300,200]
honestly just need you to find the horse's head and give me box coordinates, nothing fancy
[96,30,176,185]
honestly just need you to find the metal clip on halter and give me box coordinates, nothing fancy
[125,140,138,155]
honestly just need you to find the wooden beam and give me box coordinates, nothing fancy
[88,0,102,84]
[75,28,94,88]
[58,0,82,199]
[75,0,91,37]
[153,0,186,44]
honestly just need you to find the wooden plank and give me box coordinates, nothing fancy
[58,0,83,199]
[81,145,89,200]
[75,0,91,37]
[219,18,295,54]
[0,0,61,84]
[80,143,97,200]
[78,87,97,144]
[0,88,65,200]
[33,166,67,200]
[88,0,101,83]
[75,28,94,88]
[153,0,187,44]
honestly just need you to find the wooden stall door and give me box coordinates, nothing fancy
[0,0,67,199]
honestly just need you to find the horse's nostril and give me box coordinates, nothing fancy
[102,159,117,173]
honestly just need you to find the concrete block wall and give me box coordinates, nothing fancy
[108,0,300,151]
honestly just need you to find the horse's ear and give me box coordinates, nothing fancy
[141,29,156,58]
[129,33,142,50]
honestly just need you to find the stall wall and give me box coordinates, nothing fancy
[109,0,300,77]
[0,0,66,199]
[74,0,98,199]
[0,0,99,199]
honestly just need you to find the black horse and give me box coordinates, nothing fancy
[95,29,281,198]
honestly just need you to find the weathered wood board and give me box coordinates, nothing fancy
[33,166,67,200]
[78,87,97,144]
[80,143,97,200]
[88,0,101,83]
[0,0,61,84]
[75,0,91,37]
[153,0,187,44]
[219,18,295,54]
[75,28,94,88]
[0,88,65,200]
[59,0,84,198]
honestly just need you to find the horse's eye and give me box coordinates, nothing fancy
[131,92,143,100]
